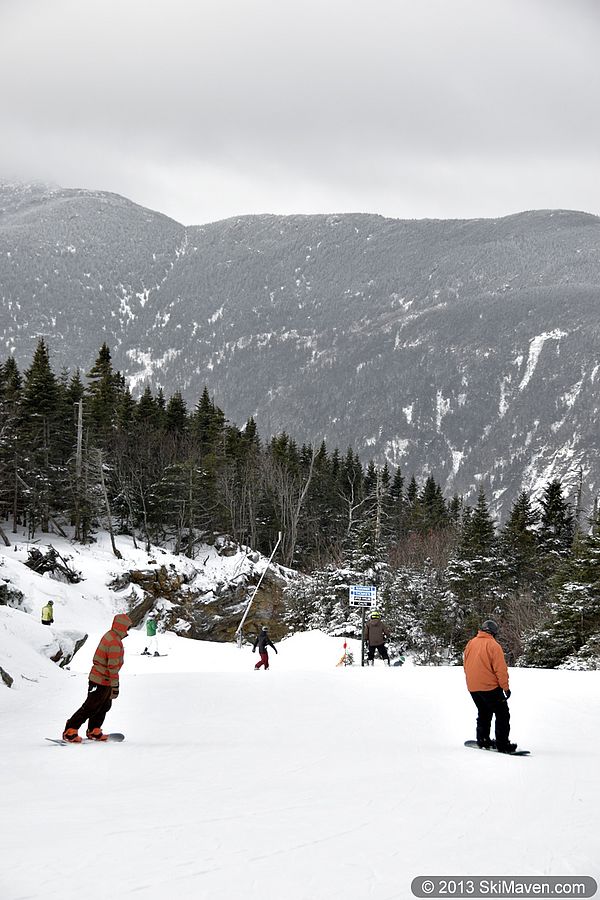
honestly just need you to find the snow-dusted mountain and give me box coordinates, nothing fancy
[2,179,600,513]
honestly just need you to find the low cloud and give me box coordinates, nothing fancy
[1,0,599,223]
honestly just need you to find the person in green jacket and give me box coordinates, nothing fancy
[142,617,159,657]
[41,601,54,626]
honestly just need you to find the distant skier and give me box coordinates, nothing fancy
[463,619,516,754]
[41,600,54,626]
[62,613,132,743]
[364,611,391,665]
[253,625,278,670]
[143,616,159,656]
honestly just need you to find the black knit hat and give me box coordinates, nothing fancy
[481,619,499,636]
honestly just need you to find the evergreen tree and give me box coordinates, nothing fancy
[447,487,506,645]
[86,343,120,443]
[67,369,85,406]
[135,386,160,427]
[420,475,448,531]
[115,386,137,432]
[165,391,189,435]
[191,386,225,455]
[0,357,23,527]
[522,509,600,668]
[18,339,65,533]
[388,467,406,538]
[500,491,541,594]
[537,479,575,578]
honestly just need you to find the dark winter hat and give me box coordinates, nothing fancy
[480,619,499,636]
[48,600,54,605]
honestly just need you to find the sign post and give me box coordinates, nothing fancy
[349,585,377,667]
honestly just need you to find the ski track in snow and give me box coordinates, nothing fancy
[1,533,599,899]
[2,658,600,900]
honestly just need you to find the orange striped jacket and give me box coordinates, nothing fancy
[89,614,132,688]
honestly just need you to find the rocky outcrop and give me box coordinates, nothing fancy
[162,569,289,643]
[49,631,88,668]
[110,564,189,627]
[109,548,294,643]
[0,578,29,613]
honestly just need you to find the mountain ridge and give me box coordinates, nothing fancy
[2,179,600,515]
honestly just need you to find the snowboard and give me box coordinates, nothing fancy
[46,733,125,745]
[464,740,530,756]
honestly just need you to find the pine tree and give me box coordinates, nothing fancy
[537,479,575,578]
[420,475,448,531]
[165,391,189,435]
[115,386,137,433]
[135,386,160,427]
[19,339,63,534]
[447,487,506,645]
[522,509,600,668]
[86,343,119,443]
[191,386,225,455]
[501,491,541,594]
[388,467,406,538]
[0,357,23,528]
[67,369,85,406]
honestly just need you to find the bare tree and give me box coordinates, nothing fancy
[263,446,317,567]
[94,449,122,559]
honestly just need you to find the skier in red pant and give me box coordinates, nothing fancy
[252,626,278,670]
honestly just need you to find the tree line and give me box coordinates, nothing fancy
[1,339,599,668]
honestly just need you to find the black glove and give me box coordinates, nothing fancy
[504,689,511,700]
[252,648,256,653]
[274,648,278,654]
[111,686,119,699]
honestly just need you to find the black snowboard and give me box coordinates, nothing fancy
[46,733,125,745]
[464,740,530,756]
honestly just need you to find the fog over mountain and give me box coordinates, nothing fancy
[2,180,600,515]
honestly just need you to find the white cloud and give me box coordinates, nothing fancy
[1,0,599,224]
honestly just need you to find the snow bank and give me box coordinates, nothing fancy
[0,527,290,683]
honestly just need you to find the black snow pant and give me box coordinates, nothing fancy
[470,687,510,749]
[65,682,113,732]
[368,643,390,664]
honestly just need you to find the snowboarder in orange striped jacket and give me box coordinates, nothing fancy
[62,614,132,742]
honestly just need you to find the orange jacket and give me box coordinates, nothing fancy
[89,614,132,688]
[463,630,509,692]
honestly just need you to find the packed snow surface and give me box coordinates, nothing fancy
[1,535,599,900]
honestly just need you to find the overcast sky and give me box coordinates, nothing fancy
[1,0,599,225]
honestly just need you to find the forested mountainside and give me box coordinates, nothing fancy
[1,339,598,669]
[1,179,600,514]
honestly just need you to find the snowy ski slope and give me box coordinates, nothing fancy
[1,534,599,899]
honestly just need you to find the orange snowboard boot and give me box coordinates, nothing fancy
[86,728,108,741]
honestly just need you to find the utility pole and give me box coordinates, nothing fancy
[236,532,282,647]
[74,400,83,542]
[75,400,83,481]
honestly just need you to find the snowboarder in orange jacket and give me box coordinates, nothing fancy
[463,620,516,753]
[62,613,132,742]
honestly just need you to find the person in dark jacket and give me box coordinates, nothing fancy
[364,611,391,665]
[463,619,516,754]
[62,613,132,742]
[252,626,278,670]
